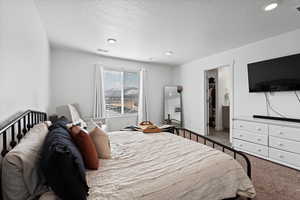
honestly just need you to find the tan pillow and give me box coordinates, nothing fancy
[89,127,111,159]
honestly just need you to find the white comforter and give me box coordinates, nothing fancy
[41,131,256,200]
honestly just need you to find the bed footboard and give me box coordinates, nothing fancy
[173,128,252,179]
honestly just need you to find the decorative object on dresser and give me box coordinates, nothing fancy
[233,117,300,170]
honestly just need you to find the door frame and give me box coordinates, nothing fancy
[204,61,234,143]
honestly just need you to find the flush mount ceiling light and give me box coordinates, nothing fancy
[264,1,278,11]
[107,38,117,44]
[165,51,174,56]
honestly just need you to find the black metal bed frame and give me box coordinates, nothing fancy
[0,110,47,157]
[173,128,252,179]
[0,111,251,200]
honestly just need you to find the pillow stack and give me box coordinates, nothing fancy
[2,116,112,200]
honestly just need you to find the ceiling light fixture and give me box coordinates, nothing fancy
[264,2,278,11]
[165,51,173,56]
[107,38,117,44]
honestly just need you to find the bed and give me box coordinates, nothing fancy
[0,110,256,200]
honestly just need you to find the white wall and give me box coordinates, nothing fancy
[50,47,173,125]
[173,29,300,134]
[0,0,50,125]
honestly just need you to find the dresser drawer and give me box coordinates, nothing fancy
[233,129,268,145]
[269,136,300,154]
[233,120,268,135]
[269,125,300,142]
[233,139,268,157]
[269,148,300,168]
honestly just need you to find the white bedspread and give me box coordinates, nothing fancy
[87,131,255,200]
[41,131,256,200]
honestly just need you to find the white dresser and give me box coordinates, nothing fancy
[233,117,300,170]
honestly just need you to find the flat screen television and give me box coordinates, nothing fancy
[248,53,300,92]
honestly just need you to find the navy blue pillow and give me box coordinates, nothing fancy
[40,117,89,200]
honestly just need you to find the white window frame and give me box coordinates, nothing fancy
[103,68,140,117]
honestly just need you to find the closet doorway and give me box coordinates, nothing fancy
[204,65,233,146]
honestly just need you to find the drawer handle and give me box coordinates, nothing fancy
[257,128,262,131]
[257,149,262,152]
[279,155,284,159]
[239,134,243,137]
[279,132,284,135]
[239,144,243,147]
[239,125,243,128]
[278,143,284,147]
[257,138,261,141]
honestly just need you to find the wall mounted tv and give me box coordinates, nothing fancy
[248,53,300,92]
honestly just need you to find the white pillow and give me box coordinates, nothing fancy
[67,104,87,128]
[2,123,49,200]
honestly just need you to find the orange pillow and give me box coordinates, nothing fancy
[70,126,99,170]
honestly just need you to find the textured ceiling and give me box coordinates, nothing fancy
[36,0,300,66]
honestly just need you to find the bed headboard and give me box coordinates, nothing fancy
[0,110,47,157]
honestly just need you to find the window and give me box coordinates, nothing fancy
[103,69,139,117]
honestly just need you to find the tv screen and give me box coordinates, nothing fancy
[248,53,300,92]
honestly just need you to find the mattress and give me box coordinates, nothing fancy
[41,131,256,200]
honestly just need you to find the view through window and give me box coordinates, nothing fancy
[103,70,139,117]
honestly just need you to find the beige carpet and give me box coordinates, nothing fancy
[241,154,300,200]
